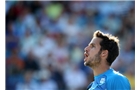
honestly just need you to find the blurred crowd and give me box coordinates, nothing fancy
[6,1,135,90]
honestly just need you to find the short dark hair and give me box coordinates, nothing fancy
[93,30,120,66]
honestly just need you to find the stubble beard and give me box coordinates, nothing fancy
[84,53,101,69]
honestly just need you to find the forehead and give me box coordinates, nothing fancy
[89,37,102,46]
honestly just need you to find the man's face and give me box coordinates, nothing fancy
[84,37,102,68]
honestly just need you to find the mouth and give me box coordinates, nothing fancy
[84,52,89,61]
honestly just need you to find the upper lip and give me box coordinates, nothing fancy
[84,52,88,57]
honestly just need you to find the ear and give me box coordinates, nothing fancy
[101,50,108,57]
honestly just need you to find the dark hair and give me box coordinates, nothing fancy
[93,30,120,66]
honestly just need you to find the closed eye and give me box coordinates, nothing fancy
[89,43,95,48]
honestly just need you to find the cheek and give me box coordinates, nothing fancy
[89,49,97,57]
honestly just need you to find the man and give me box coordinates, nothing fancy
[84,30,131,90]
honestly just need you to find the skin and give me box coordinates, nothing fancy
[84,37,109,76]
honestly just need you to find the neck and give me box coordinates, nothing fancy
[92,64,110,76]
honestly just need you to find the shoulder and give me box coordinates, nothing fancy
[108,70,129,81]
[106,69,131,90]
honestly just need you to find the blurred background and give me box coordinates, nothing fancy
[6,1,135,90]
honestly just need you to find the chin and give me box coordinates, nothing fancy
[84,61,90,66]
[84,61,88,66]
[84,61,86,65]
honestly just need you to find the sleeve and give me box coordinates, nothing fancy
[107,76,131,90]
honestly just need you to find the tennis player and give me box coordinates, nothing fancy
[84,30,131,90]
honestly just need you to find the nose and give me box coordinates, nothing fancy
[84,46,89,52]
